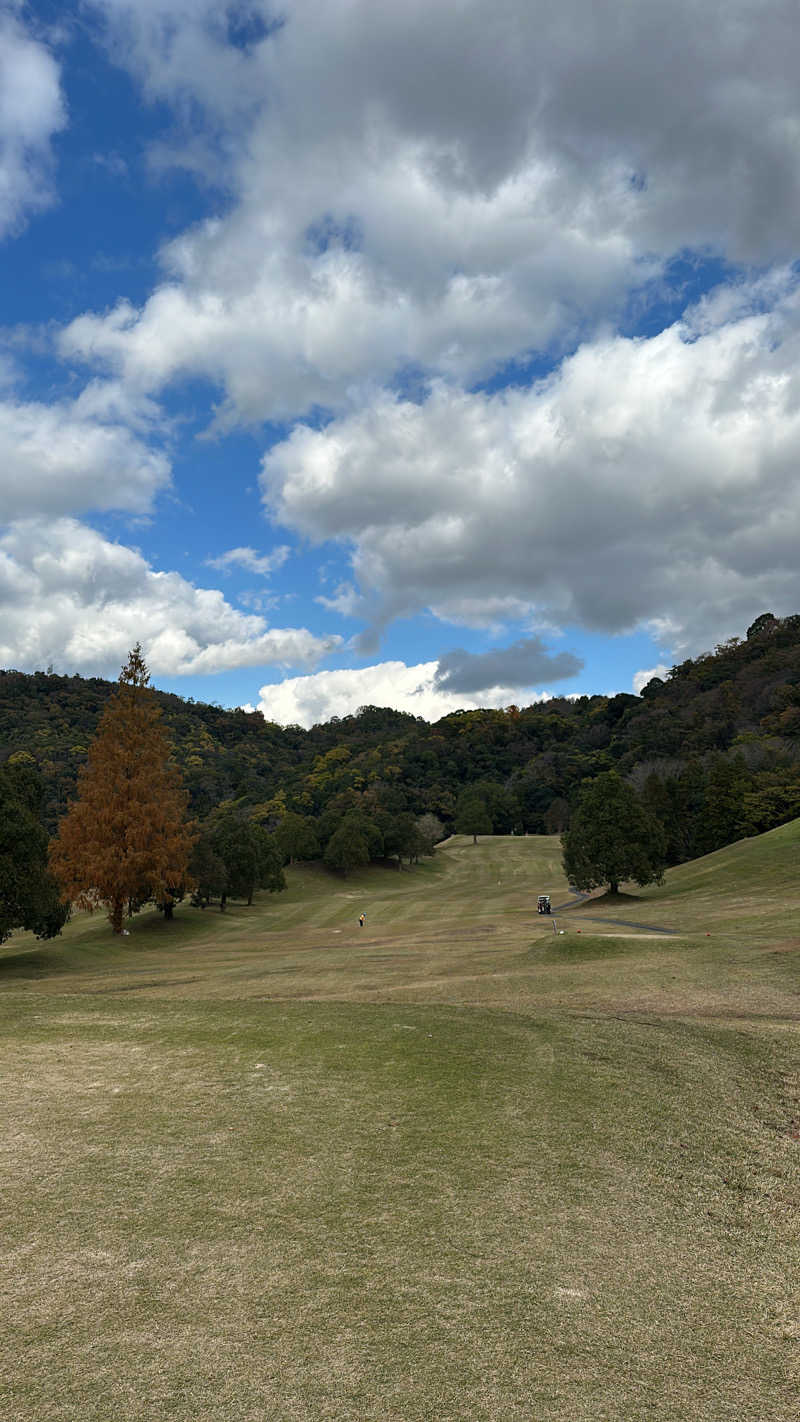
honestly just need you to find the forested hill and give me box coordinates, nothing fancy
[2,611,799,865]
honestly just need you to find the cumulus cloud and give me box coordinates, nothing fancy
[435,637,583,694]
[21,0,800,681]
[315,581,361,617]
[0,518,340,676]
[261,281,800,653]
[63,0,800,423]
[206,544,290,575]
[0,11,65,237]
[0,390,170,519]
[256,658,551,729]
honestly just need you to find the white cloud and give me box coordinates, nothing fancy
[0,11,65,237]
[59,201,634,424]
[261,282,800,653]
[632,664,670,695]
[61,1,800,425]
[256,658,550,728]
[0,518,340,677]
[206,544,291,575]
[13,0,800,683]
[315,581,361,617]
[0,389,170,519]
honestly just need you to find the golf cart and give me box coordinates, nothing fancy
[537,894,551,915]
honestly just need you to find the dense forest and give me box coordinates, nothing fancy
[2,611,799,873]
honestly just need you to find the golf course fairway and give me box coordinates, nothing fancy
[1,829,798,1420]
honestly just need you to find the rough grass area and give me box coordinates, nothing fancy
[1,832,799,1420]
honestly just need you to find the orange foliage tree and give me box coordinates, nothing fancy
[50,646,194,933]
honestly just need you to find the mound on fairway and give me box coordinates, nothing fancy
[1,829,798,1421]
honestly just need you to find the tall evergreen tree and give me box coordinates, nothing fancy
[49,647,194,933]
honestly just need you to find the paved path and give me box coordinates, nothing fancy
[551,893,590,911]
[550,892,677,935]
[572,914,677,935]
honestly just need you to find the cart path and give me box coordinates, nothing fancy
[551,893,590,910]
[565,914,678,935]
[551,892,678,935]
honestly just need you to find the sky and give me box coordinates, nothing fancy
[2,1,800,728]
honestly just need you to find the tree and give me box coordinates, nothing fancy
[0,760,68,943]
[49,646,194,933]
[189,832,228,909]
[415,813,445,855]
[545,796,570,834]
[211,815,286,907]
[253,826,286,896]
[324,822,369,876]
[379,811,417,867]
[340,810,384,861]
[275,811,319,864]
[746,612,778,640]
[454,791,492,844]
[472,780,518,834]
[561,771,667,895]
[693,754,753,856]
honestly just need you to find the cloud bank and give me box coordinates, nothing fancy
[0,519,339,677]
[6,1,800,696]
[257,658,551,729]
[262,280,800,652]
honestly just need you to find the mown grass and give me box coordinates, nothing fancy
[1,832,799,1419]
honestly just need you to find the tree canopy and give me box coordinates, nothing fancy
[0,760,68,944]
[454,790,492,844]
[323,821,369,876]
[275,811,320,864]
[561,771,667,895]
[210,814,286,907]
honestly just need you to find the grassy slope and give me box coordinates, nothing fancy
[1,833,798,1421]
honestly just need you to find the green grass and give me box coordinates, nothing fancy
[1,833,799,1420]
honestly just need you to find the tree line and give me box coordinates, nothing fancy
[2,613,800,938]
[3,614,799,853]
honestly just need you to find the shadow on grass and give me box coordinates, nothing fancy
[0,907,200,982]
[0,945,72,979]
[573,890,645,907]
[539,934,669,962]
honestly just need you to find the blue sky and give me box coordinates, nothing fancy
[2,1,800,726]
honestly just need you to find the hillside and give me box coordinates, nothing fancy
[2,612,799,866]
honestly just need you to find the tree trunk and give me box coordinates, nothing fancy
[473,833,478,844]
[220,893,227,912]
[247,889,254,906]
[163,899,174,920]
[110,896,124,934]
[609,879,619,895]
